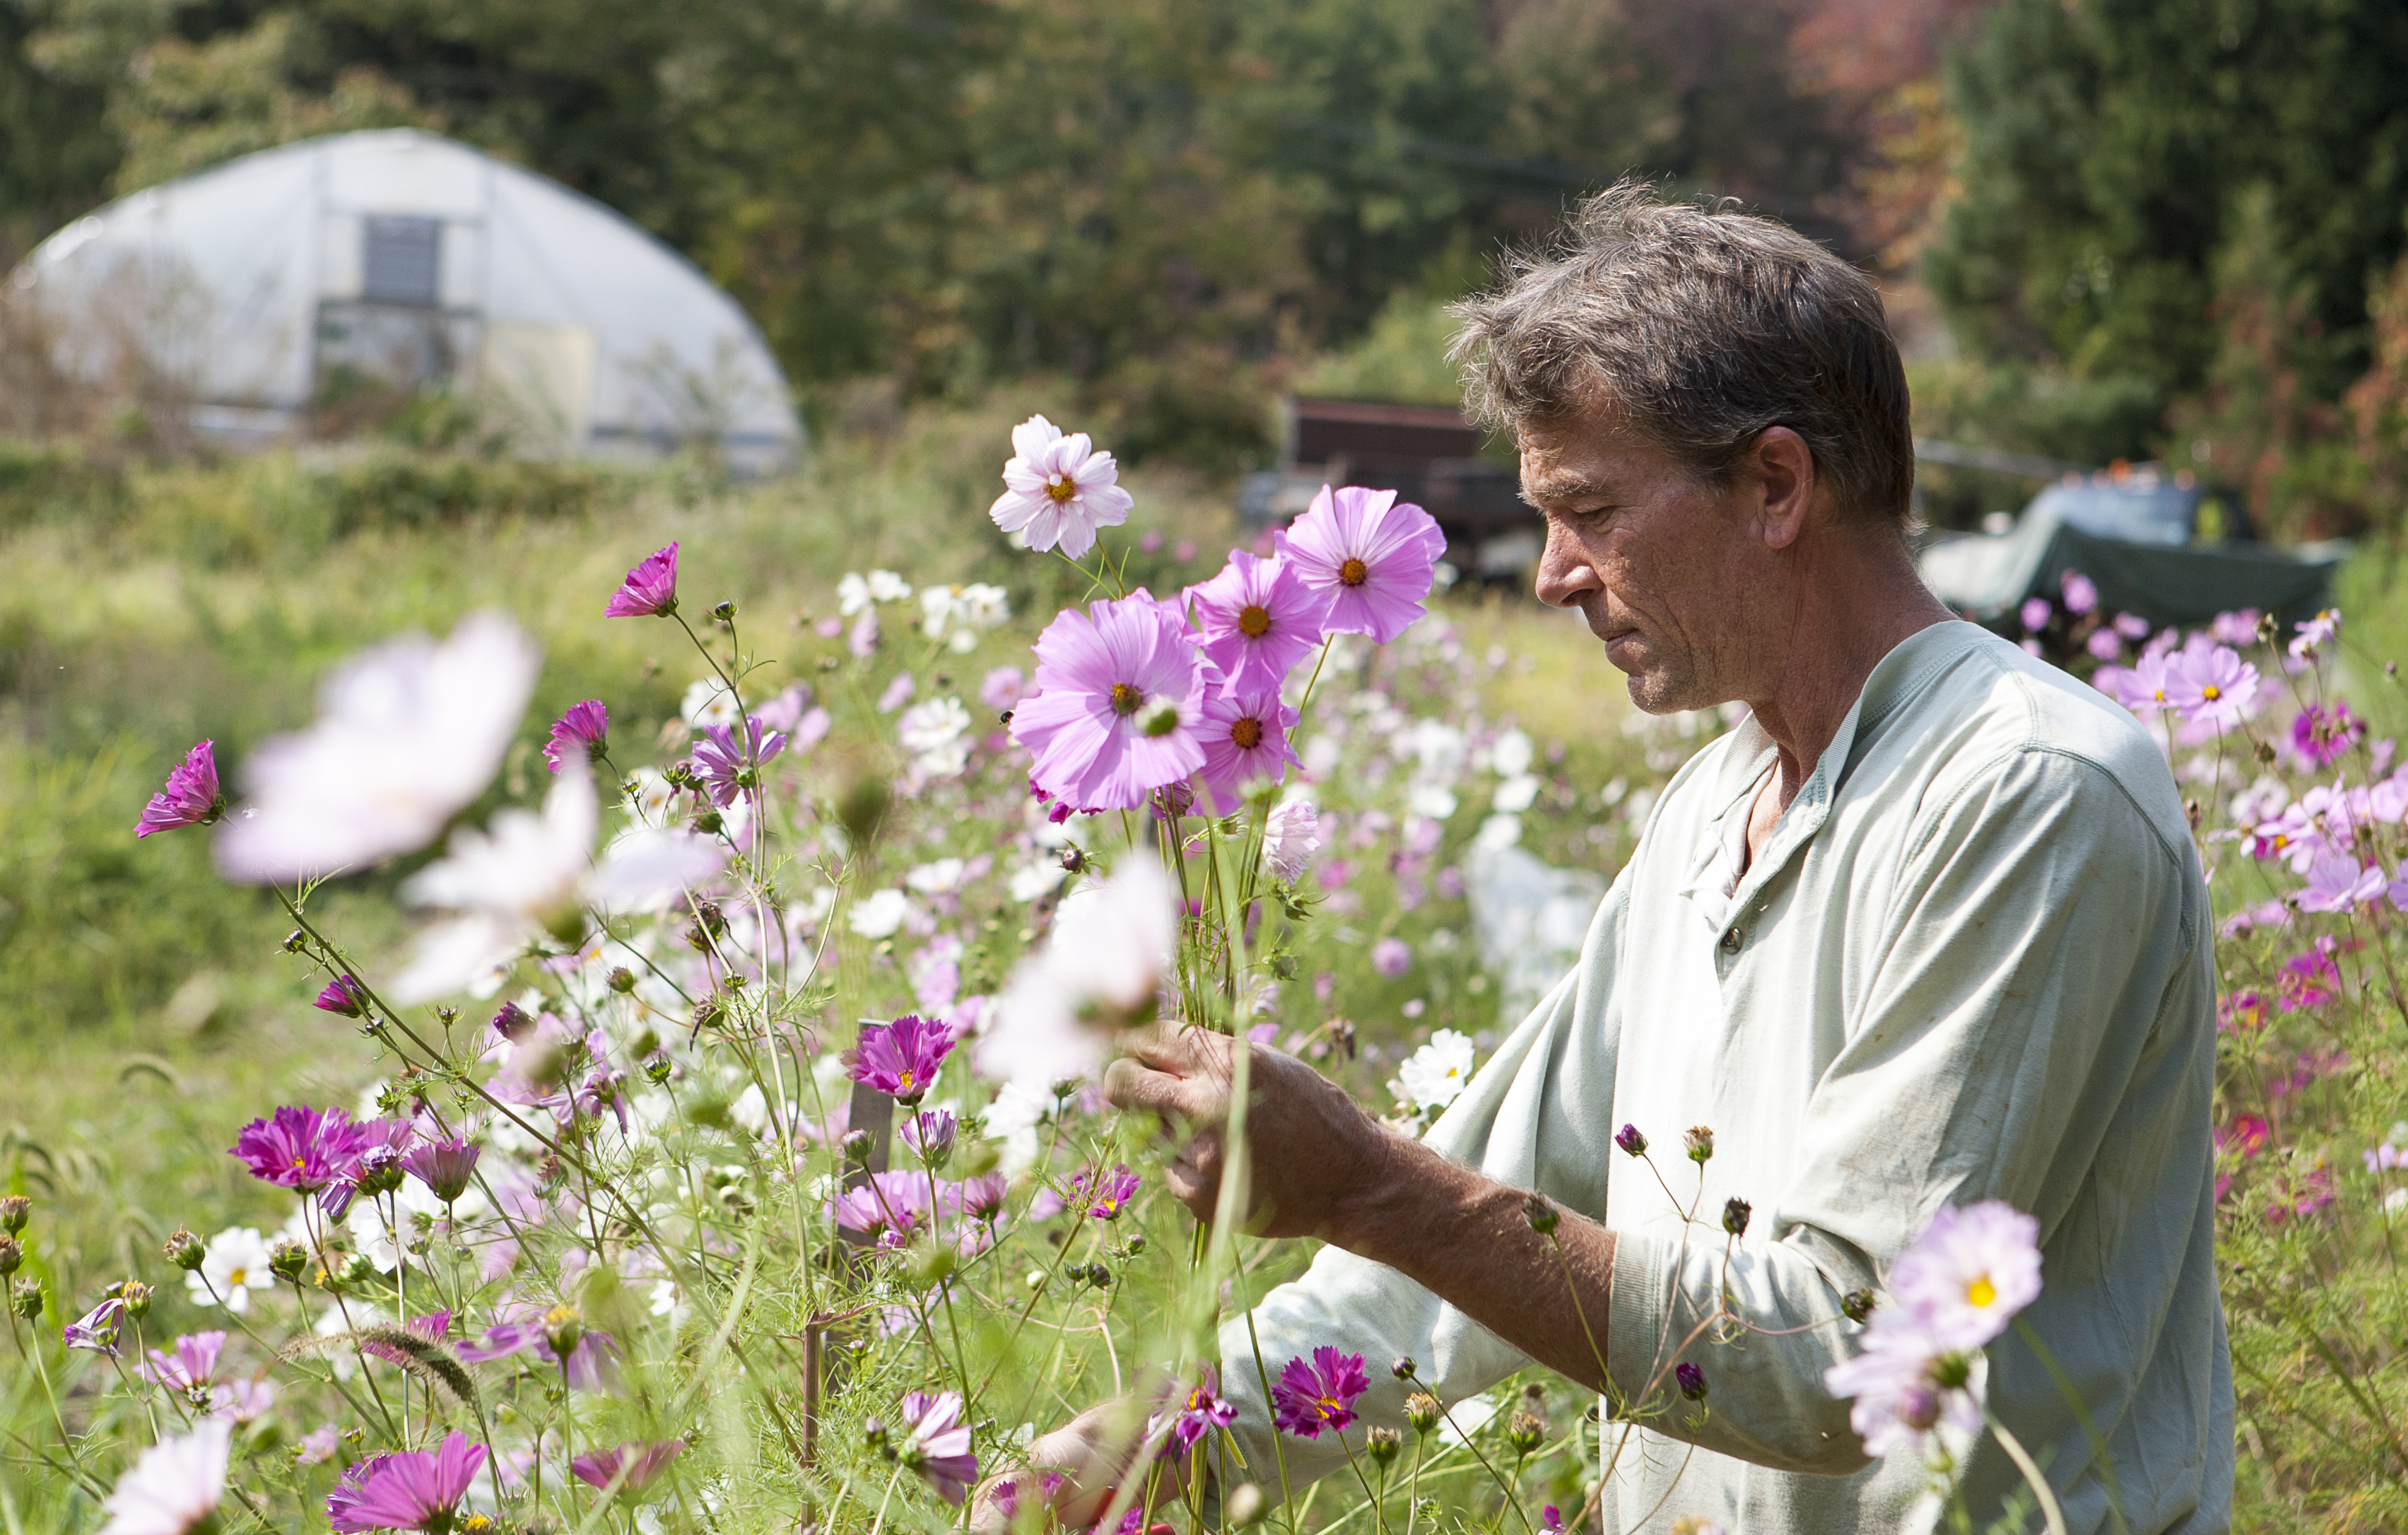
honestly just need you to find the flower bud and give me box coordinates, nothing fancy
[355,1147,406,1199]
[1059,846,1088,874]
[0,1236,20,1276]
[0,1195,28,1233]
[283,929,307,953]
[1721,1197,1751,1238]
[690,996,725,1034]
[1675,1361,1707,1401]
[1505,1411,1544,1454]
[1366,1426,1402,1468]
[118,1279,153,1319]
[269,1239,308,1283]
[1684,1125,1714,1164]
[1840,1288,1877,1324]
[1405,1392,1441,1435]
[1025,1269,1047,1291]
[863,1418,891,1454]
[609,966,638,994]
[10,1276,41,1319]
[841,1129,874,1165]
[1522,1189,1560,1236]
[712,600,737,622]
[544,1303,585,1360]
[1136,697,1184,739]
[1614,1124,1647,1157]
[1391,1355,1416,1382]
[1930,1352,1972,1391]
[643,1052,674,1085]
[339,1253,377,1288]
[1086,1262,1113,1289]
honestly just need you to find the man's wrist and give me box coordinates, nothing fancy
[1323,1124,1442,1258]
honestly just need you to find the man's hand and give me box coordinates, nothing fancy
[968,1400,1133,1533]
[1103,1025,1399,1242]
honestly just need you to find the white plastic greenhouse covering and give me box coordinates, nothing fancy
[12,129,801,473]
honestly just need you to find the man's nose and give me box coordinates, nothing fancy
[1533,520,1599,609]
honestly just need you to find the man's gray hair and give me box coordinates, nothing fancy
[1450,182,1914,526]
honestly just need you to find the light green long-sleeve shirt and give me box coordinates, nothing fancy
[1218,621,2234,1534]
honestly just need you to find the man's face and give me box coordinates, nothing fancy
[1521,408,1778,714]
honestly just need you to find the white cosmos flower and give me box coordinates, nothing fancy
[624,766,679,829]
[347,1179,447,1272]
[977,859,1174,1092]
[1007,861,1065,902]
[898,697,973,778]
[840,571,913,615]
[1390,1030,1476,1115]
[216,612,540,881]
[98,1418,230,1535]
[681,677,741,730]
[906,857,967,894]
[390,763,724,1004]
[187,1226,275,1314]
[920,582,1012,641]
[987,414,1134,559]
[850,887,911,939]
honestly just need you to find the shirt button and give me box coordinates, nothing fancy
[1720,927,1743,955]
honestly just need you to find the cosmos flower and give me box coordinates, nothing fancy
[1077,1165,1141,1220]
[1884,1200,2043,1352]
[2060,571,2098,614]
[826,1171,931,1243]
[2291,608,2341,659]
[135,741,224,838]
[187,1226,274,1313]
[570,1438,686,1495]
[454,1317,621,1392]
[1156,1365,1237,1457]
[1390,1030,1474,1114]
[692,715,788,807]
[141,1331,226,1396]
[1192,686,1303,814]
[1823,1335,1976,1459]
[839,570,914,616]
[2290,702,2366,768]
[314,975,370,1018]
[1011,592,1208,812]
[326,1430,488,1533]
[1260,799,1322,881]
[947,1172,1009,1223]
[1371,937,1411,979]
[2164,646,2259,729]
[977,859,1176,1093]
[1276,486,1445,645]
[65,1296,127,1355]
[892,1389,980,1505]
[1271,1346,1370,1439]
[604,543,679,618]
[2019,597,2051,635]
[845,1015,958,1105]
[989,415,1134,559]
[216,613,541,882]
[228,1105,383,1199]
[1185,550,1327,693]
[210,1377,278,1425]
[401,1137,481,1203]
[97,1419,230,1535]
[900,1110,957,1165]
[2298,853,2387,914]
[898,697,975,779]
[544,701,610,772]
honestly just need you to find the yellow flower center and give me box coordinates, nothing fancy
[1968,1276,1997,1308]
[1339,558,1370,587]
[898,1068,915,1090]
[227,1268,247,1286]
[1231,717,1263,750]
[1238,604,1272,637]
[1110,682,1143,716]
[2203,685,2221,701]
[1047,475,1078,503]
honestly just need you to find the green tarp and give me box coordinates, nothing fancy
[1917,507,2344,630]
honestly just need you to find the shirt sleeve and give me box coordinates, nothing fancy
[1602,746,2203,1474]
[1212,876,1630,1503]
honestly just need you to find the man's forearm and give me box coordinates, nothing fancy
[1327,1129,1619,1394]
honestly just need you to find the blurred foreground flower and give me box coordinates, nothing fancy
[135,740,224,838]
[989,415,1134,559]
[216,613,541,882]
[571,1437,685,1494]
[98,1418,230,1535]
[891,1389,979,1504]
[1260,799,1322,881]
[979,859,1175,1092]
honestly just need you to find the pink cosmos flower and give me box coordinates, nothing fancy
[2106,650,2174,714]
[826,1170,932,1242]
[544,701,610,772]
[327,1431,488,1533]
[314,975,370,1018]
[1277,486,1446,645]
[2290,702,2366,768]
[1884,1199,2043,1351]
[948,1172,1009,1223]
[980,665,1028,712]
[2291,608,2341,659]
[1195,688,1302,813]
[2277,947,2339,1011]
[1371,937,1411,979]
[2084,627,2122,661]
[2019,596,2052,634]
[2113,612,2151,640]
[1010,592,1208,812]
[136,741,224,838]
[1077,1164,1141,1220]
[571,1438,686,1494]
[211,1377,277,1425]
[98,1418,230,1535]
[883,1390,979,1505]
[1185,550,1327,693]
[2299,853,2387,914]
[900,1110,957,1163]
[2060,570,2098,614]
[1157,1365,1238,1457]
[692,715,787,807]
[1271,1346,1370,1439]
[845,1015,957,1105]
[605,543,679,618]
[228,1105,383,1198]
[2211,608,2261,645]
[2164,645,2259,728]
[142,1331,226,1396]
[1823,1332,1979,1458]
[455,1318,621,1392]
[65,1297,127,1355]
[401,1136,481,1203]
[1261,799,1322,881]
[989,416,1134,559]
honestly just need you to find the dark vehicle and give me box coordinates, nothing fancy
[1237,397,1538,577]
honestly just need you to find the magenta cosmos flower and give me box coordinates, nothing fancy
[314,975,369,1018]
[989,415,1134,560]
[1185,550,1327,693]
[544,700,610,772]
[1277,486,1446,645]
[692,714,787,806]
[891,1389,980,1505]
[845,1015,956,1105]
[1011,591,1207,812]
[1158,1365,1238,1457]
[605,542,679,618]
[136,740,225,838]
[1195,687,1302,813]
[401,1136,481,1203]
[572,1438,686,1494]
[327,1431,488,1534]
[1272,1346,1370,1439]
[228,1105,383,1197]
[1078,1163,1141,1220]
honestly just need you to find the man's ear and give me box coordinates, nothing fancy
[1748,426,1816,551]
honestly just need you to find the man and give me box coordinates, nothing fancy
[1001,184,2233,1532]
